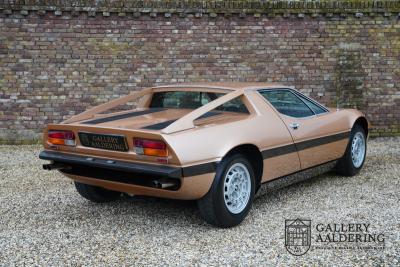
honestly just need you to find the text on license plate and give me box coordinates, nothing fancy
[78,132,129,152]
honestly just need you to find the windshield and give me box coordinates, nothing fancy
[149,91,249,113]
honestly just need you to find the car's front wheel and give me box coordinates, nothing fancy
[74,181,121,203]
[197,154,255,228]
[336,124,367,176]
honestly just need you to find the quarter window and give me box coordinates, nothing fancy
[215,97,249,114]
[295,94,327,114]
[259,90,314,118]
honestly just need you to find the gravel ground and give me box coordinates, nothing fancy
[0,137,399,266]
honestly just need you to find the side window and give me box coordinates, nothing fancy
[215,97,249,114]
[259,90,314,118]
[295,94,327,114]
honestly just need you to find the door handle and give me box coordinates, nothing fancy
[289,122,300,130]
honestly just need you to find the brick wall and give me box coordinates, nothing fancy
[0,1,399,143]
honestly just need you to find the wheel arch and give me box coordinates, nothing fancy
[354,116,369,137]
[223,144,263,188]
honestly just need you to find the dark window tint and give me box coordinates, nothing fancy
[149,91,248,113]
[215,97,249,113]
[296,94,327,114]
[150,91,220,109]
[259,90,314,118]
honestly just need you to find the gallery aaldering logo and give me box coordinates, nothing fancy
[285,219,385,256]
[285,219,311,256]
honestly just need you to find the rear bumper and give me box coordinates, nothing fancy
[39,150,183,179]
[39,150,216,200]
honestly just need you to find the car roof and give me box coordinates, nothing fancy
[152,82,287,91]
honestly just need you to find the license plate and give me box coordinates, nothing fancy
[78,132,129,152]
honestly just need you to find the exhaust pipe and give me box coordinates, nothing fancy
[43,163,68,171]
[152,179,178,189]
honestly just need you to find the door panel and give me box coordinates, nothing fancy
[281,113,350,169]
[297,139,349,169]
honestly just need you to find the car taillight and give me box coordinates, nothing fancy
[133,138,168,157]
[48,130,76,146]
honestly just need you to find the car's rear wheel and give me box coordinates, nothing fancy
[197,154,255,228]
[74,181,121,203]
[336,124,367,176]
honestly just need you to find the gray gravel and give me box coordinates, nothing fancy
[0,138,399,266]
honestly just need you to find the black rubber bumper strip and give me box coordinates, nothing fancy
[39,151,218,178]
[39,150,183,178]
[262,143,297,159]
[261,131,350,159]
[82,108,165,125]
[295,131,350,151]
[182,162,218,177]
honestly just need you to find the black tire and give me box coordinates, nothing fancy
[74,182,121,203]
[197,154,256,228]
[336,124,367,176]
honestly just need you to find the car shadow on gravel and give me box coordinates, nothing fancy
[76,170,342,228]
[120,194,198,210]
[54,164,370,229]
[107,194,204,225]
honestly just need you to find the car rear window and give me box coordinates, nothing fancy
[149,91,249,113]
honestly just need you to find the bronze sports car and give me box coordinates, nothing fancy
[40,83,369,227]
